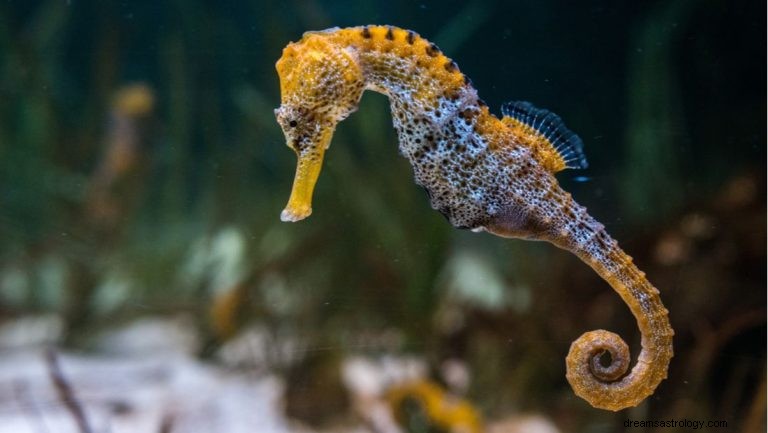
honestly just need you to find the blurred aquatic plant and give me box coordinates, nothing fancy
[432,0,490,54]
[85,83,155,228]
[621,0,697,223]
[387,380,483,433]
[438,249,521,313]
[62,83,158,339]
[0,2,75,249]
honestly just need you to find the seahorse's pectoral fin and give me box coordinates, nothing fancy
[281,146,326,222]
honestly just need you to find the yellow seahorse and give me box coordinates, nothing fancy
[273,25,673,411]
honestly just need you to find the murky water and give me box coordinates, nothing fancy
[0,1,765,432]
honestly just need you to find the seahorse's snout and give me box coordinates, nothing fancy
[275,105,336,222]
[280,144,325,222]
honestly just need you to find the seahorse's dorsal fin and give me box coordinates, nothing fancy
[500,101,588,173]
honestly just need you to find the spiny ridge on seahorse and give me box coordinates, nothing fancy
[273,25,673,411]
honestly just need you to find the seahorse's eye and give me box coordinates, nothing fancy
[289,120,298,128]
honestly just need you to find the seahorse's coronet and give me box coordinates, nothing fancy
[274,25,674,412]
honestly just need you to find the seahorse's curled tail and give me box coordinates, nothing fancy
[552,221,674,411]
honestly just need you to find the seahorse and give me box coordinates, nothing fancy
[273,25,673,411]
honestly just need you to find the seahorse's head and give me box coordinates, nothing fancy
[275,32,364,221]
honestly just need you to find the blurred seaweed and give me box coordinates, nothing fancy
[0,1,764,432]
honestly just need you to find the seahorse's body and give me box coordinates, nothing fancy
[274,25,673,411]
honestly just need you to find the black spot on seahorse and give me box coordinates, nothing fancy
[426,43,441,57]
[361,27,371,38]
[444,60,458,73]
[406,31,416,45]
[385,27,394,40]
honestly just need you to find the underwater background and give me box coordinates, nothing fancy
[0,0,765,432]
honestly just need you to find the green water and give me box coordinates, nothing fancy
[0,1,765,432]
